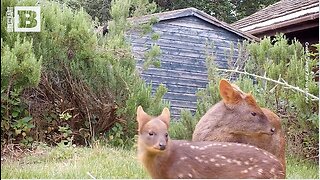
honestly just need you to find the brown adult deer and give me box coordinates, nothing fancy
[192,79,286,173]
[137,106,285,179]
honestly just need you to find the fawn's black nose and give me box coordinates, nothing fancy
[159,143,166,150]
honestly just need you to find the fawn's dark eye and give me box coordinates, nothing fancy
[149,132,154,136]
[251,112,257,116]
[165,133,168,138]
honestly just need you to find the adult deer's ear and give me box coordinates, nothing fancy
[219,79,242,105]
[244,92,259,107]
[159,107,170,128]
[137,106,152,132]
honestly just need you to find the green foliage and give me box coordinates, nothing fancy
[58,125,73,146]
[169,109,196,140]
[58,0,279,24]
[134,16,161,70]
[59,113,72,121]
[143,44,161,69]
[105,122,125,147]
[1,36,41,90]
[151,32,160,41]
[1,0,168,148]
[1,88,34,146]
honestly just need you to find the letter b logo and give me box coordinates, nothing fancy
[14,6,40,32]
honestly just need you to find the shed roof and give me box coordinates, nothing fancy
[232,0,319,34]
[128,7,259,41]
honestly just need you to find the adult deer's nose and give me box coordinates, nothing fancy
[159,142,166,150]
[271,127,276,134]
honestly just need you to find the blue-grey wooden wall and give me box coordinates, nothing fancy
[128,16,245,119]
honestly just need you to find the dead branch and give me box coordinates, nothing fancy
[217,68,319,101]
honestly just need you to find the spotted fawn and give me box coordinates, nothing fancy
[137,106,285,179]
[193,79,286,173]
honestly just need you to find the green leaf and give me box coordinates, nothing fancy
[12,111,19,118]
[20,116,32,123]
[109,135,114,140]
[15,129,22,135]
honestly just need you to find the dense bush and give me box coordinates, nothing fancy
[173,35,319,161]
[1,0,168,148]
[1,35,41,145]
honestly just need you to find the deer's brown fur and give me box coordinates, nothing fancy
[137,106,285,179]
[192,79,286,174]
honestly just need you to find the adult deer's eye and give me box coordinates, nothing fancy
[165,133,168,138]
[251,112,257,116]
[149,132,154,136]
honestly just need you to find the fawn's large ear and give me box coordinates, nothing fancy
[159,107,170,128]
[137,106,151,132]
[219,79,242,105]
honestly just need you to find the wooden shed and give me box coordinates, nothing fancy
[127,8,257,119]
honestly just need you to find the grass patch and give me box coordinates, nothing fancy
[1,145,149,179]
[286,155,319,179]
[1,146,319,179]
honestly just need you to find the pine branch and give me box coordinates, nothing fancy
[217,68,319,101]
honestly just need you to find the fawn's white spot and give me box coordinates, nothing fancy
[204,160,209,163]
[210,158,215,162]
[232,159,242,165]
[269,155,276,160]
[222,144,227,147]
[248,167,254,170]
[258,169,264,175]
[195,156,203,163]
[249,158,254,161]
[180,142,190,146]
[188,173,193,178]
[255,147,260,151]
[201,155,206,158]
[220,155,226,159]
[241,170,248,174]
[178,173,183,178]
[270,168,275,173]
[236,144,241,146]
[228,143,233,146]
[180,157,187,161]
[227,159,232,163]
[254,164,259,168]
[244,161,249,165]
[215,163,221,167]
[262,160,268,163]
[249,145,254,148]
[241,144,247,147]
[191,168,196,173]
